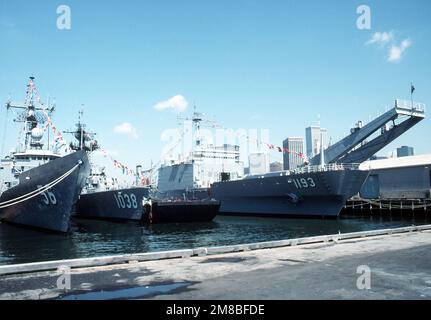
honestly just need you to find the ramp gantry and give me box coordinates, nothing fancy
[309,99,426,165]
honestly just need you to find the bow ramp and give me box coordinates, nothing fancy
[310,99,426,165]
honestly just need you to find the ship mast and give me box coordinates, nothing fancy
[79,109,84,150]
[5,77,55,152]
[63,110,98,152]
[192,104,202,147]
[176,104,221,157]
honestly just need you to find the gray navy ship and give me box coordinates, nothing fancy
[0,77,90,232]
[76,164,219,223]
[212,99,426,217]
[67,117,150,222]
[72,117,219,224]
[154,99,425,217]
[154,108,243,201]
[75,166,150,222]
[211,163,368,217]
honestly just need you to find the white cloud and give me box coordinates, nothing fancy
[367,31,394,45]
[388,39,412,62]
[154,95,188,112]
[113,122,138,139]
[366,31,412,63]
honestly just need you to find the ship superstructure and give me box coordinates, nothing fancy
[156,108,244,199]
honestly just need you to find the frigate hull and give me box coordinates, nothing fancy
[75,187,150,221]
[0,151,90,232]
[211,168,369,217]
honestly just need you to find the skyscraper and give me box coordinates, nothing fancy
[397,146,414,157]
[305,125,328,159]
[283,137,304,170]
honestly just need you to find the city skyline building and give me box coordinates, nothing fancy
[283,137,304,170]
[397,146,415,158]
[305,125,328,159]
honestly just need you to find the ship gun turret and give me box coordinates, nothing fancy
[309,99,425,165]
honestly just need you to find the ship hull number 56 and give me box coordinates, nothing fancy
[38,185,57,205]
[114,193,138,209]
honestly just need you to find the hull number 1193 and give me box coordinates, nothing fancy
[291,177,316,189]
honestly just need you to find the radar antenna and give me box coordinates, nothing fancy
[4,77,55,151]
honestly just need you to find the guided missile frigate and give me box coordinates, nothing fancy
[0,77,90,232]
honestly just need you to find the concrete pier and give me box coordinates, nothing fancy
[0,225,430,300]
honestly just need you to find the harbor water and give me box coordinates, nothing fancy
[0,214,429,266]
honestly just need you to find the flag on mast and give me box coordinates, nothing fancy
[410,83,416,109]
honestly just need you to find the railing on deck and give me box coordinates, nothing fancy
[395,99,426,113]
[244,163,362,179]
[291,163,361,174]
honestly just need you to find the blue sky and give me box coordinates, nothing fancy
[1,0,430,177]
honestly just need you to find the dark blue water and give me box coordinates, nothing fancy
[0,215,429,266]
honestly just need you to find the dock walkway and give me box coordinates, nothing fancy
[1,225,430,300]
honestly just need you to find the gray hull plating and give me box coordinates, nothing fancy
[152,188,210,201]
[75,187,150,221]
[211,169,369,217]
[0,150,90,232]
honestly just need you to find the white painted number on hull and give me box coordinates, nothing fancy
[114,193,138,209]
[291,177,316,189]
[37,185,57,205]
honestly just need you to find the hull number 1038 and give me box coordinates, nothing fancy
[291,177,316,189]
[114,193,138,209]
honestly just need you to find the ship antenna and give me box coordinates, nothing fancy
[193,102,201,147]
[79,108,84,150]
